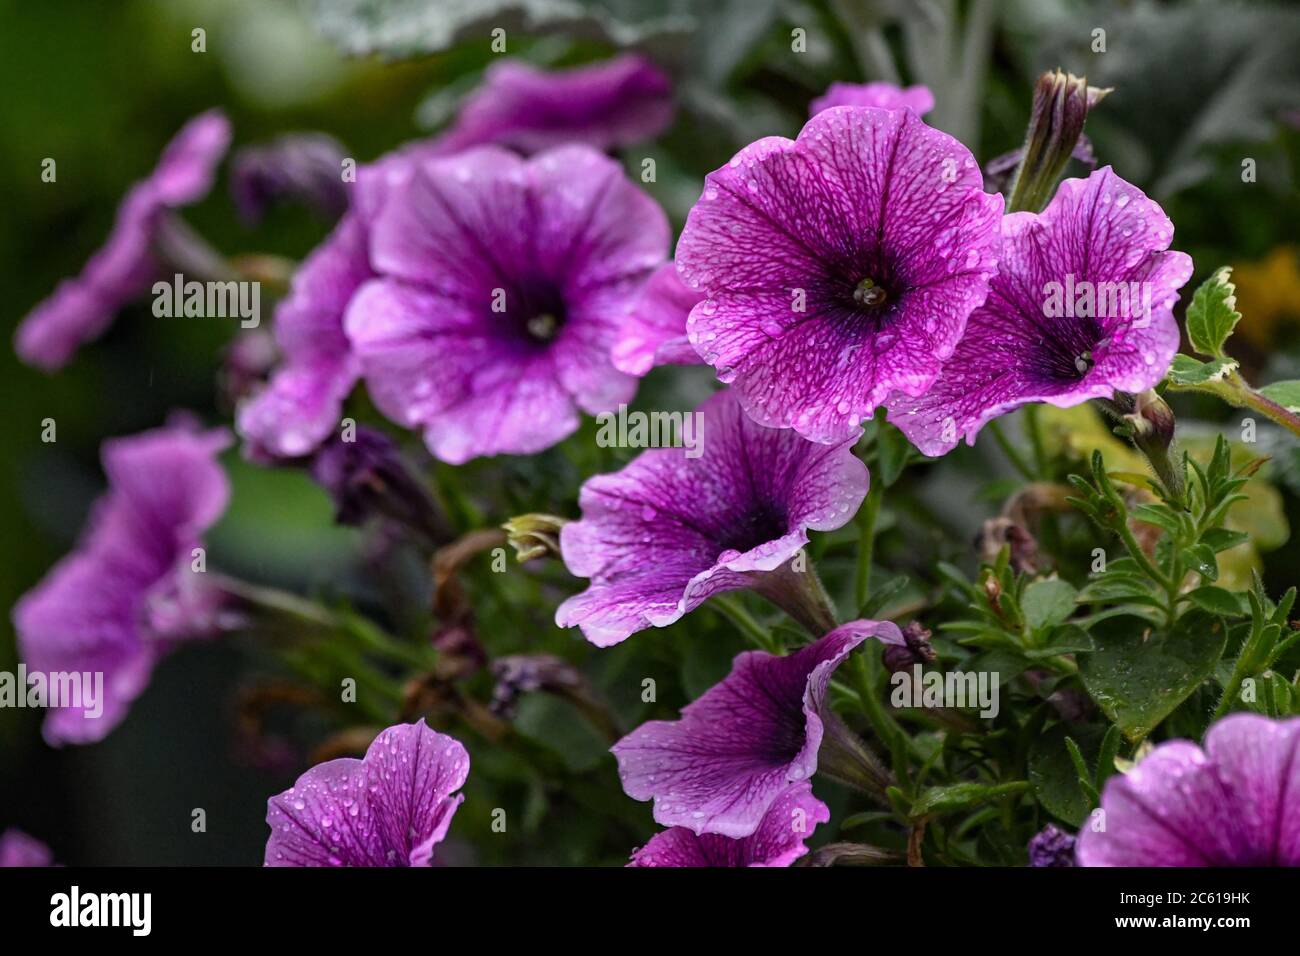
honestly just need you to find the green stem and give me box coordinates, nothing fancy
[851,651,909,756]
[987,420,1036,481]
[1024,405,1049,478]
[712,595,779,653]
[1212,663,1248,722]
[829,0,900,83]
[1111,519,1179,624]
[218,576,425,667]
[1169,369,1300,439]
[855,480,884,610]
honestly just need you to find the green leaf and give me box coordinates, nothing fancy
[1022,579,1078,631]
[909,781,1029,820]
[1166,353,1239,386]
[1080,612,1229,741]
[839,810,896,831]
[1258,379,1300,414]
[1185,586,1245,617]
[1095,724,1122,789]
[513,695,609,772]
[1200,528,1251,553]
[1185,266,1241,358]
[965,649,1031,686]
[299,0,694,58]
[1186,543,1220,582]
[1129,503,1183,536]
[1028,724,1103,827]
[1076,577,1162,604]
[855,575,909,619]
[1023,624,1095,659]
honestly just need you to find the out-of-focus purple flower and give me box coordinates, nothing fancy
[0,829,54,867]
[230,132,349,224]
[611,262,705,376]
[888,168,1193,456]
[612,621,898,837]
[556,389,867,647]
[11,422,232,746]
[810,82,934,117]
[233,139,447,461]
[628,782,829,867]
[237,213,372,459]
[1028,823,1076,867]
[265,720,468,867]
[344,145,668,464]
[434,54,673,156]
[676,106,1002,444]
[490,653,591,718]
[15,110,232,371]
[309,425,448,543]
[1077,714,1300,866]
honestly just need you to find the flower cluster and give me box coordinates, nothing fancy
[10,38,1297,878]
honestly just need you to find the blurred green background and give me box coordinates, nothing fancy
[2,0,1298,865]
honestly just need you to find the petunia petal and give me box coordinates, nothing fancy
[628,782,829,867]
[556,389,867,646]
[889,167,1193,456]
[265,720,469,867]
[611,621,891,837]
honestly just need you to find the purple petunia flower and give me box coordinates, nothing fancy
[344,145,669,464]
[236,213,372,459]
[556,388,868,647]
[810,82,934,117]
[15,110,232,371]
[628,782,829,867]
[0,829,54,867]
[12,421,232,746]
[265,720,469,867]
[1077,714,1300,867]
[612,621,899,837]
[888,167,1194,455]
[434,54,673,156]
[610,262,706,376]
[676,106,1002,444]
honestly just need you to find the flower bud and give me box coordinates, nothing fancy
[977,516,1040,574]
[1125,389,1184,504]
[310,427,450,544]
[1028,823,1076,867]
[1007,70,1110,213]
[881,620,937,674]
[230,133,349,224]
[502,513,568,562]
[490,654,619,742]
[490,654,584,718]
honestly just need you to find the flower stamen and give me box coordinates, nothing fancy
[853,277,888,309]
